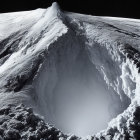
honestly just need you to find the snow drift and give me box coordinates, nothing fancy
[0,2,140,140]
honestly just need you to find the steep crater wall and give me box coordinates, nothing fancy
[32,22,131,137]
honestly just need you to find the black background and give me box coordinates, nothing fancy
[0,0,139,19]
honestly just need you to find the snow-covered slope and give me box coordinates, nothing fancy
[0,2,140,140]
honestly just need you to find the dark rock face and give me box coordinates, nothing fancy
[96,106,140,140]
[0,104,69,140]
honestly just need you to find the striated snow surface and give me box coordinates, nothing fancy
[0,2,140,140]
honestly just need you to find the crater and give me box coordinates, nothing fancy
[33,30,131,137]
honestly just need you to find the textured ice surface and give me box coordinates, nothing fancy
[0,2,140,140]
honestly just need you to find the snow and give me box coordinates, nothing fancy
[0,2,140,140]
[0,9,45,40]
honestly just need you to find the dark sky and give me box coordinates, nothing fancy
[0,0,139,19]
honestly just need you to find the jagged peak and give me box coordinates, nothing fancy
[42,2,63,19]
[50,2,61,15]
[51,2,60,10]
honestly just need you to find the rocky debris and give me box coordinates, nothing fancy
[0,104,69,140]
[96,105,140,140]
[4,129,21,140]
